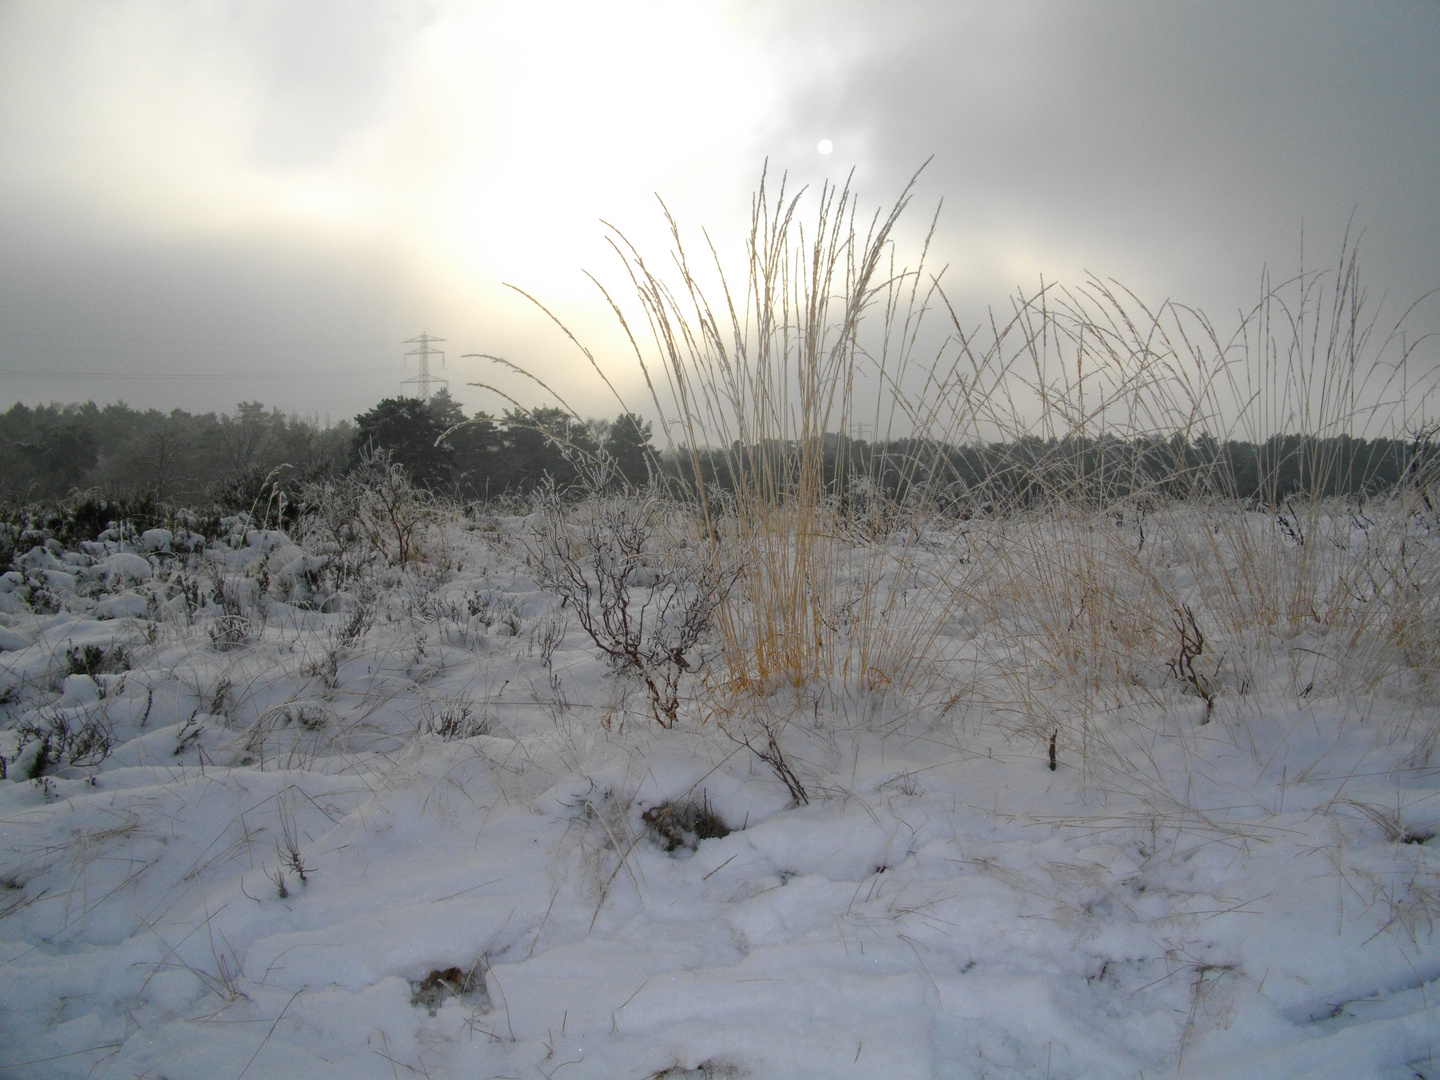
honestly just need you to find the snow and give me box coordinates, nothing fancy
[0,502,1436,1079]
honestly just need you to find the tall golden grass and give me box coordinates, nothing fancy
[538,165,974,698]
[491,167,1438,746]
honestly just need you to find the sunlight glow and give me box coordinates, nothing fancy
[417,2,782,303]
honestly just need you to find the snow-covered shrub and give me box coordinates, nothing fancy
[12,704,113,778]
[207,613,254,652]
[297,447,448,576]
[524,487,727,727]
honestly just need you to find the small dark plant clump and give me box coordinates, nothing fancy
[423,697,494,741]
[15,709,114,777]
[65,642,131,678]
[409,964,487,1015]
[468,590,522,637]
[335,596,375,649]
[648,1061,742,1080]
[642,797,731,853]
[174,710,204,755]
[208,614,254,652]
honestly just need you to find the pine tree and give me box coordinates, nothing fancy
[353,397,453,490]
[605,412,655,488]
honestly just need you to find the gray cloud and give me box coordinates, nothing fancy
[0,205,417,416]
[0,0,1435,419]
[781,2,1440,315]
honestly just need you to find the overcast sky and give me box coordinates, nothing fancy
[1,0,1436,425]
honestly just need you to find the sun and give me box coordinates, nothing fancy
[817,138,833,155]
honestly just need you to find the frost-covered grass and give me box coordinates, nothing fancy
[3,167,1438,1076]
[1,485,1438,1080]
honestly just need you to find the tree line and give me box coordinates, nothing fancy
[0,399,353,508]
[352,390,656,500]
[2,391,1433,513]
[675,429,1439,511]
[0,391,658,508]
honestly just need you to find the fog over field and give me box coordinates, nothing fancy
[0,1,1437,418]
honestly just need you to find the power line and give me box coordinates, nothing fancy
[0,368,395,381]
[0,330,404,348]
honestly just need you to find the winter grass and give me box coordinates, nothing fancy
[489,164,1437,780]
[2,171,1439,1076]
[2,486,1438,1077]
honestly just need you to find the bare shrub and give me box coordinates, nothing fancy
[524,487,728,727]
[298,447,446,573]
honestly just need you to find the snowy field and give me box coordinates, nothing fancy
[1,495,1438,1079]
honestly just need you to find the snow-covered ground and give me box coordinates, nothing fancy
[1,500,1437,1079]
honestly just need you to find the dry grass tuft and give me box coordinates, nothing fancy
[479,164,1436,775]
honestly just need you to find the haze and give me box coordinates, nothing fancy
[1,0,1436,423]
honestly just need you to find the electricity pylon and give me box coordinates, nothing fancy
[401,333,448,400]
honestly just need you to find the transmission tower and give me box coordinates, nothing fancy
[401,333,448,400]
